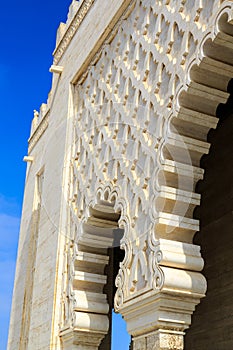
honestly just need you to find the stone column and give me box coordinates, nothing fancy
[133,331,183,350]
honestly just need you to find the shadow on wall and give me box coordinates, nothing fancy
[185,80,233,349]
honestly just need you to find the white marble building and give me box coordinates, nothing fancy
[8,0,233,349]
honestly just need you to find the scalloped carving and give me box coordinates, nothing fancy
[60,0,233,347]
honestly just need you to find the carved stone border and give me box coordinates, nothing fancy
[28,113,49,153]
[53,0,95,65]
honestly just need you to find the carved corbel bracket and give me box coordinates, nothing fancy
[60,310,109,349]
[116,238,206,348]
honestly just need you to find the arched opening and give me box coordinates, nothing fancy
[74,198,131,349]
[184,85,233,347]
[167,12,233,348]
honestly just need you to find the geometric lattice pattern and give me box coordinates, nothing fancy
[61,0,233,345]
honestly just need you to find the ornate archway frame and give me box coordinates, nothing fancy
[58,1,233,349]
[60,183,132,349]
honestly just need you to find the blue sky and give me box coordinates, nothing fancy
[0,1,130,348]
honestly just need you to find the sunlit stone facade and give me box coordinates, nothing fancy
[8,0,233,349]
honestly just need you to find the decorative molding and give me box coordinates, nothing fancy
[28,112,49,153]
[60,328,106,349]
[53,0,95,65]
[68,0,233,313]
[60,1,233,348]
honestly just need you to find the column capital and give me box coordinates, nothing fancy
[119,293,194,336]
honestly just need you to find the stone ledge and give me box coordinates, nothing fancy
[53,0,95,65]
[28,112,49,153]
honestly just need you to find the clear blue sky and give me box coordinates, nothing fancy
[0,0,130,348]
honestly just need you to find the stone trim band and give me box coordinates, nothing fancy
[53,0,95,65]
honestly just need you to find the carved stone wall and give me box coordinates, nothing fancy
[185,91,233,349]
[8,0,233,349]
[57,0,233,347]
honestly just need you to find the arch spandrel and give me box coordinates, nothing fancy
[58,1,233,349]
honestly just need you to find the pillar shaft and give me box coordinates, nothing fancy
[133,331,183,350]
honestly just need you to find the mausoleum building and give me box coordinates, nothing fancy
[8,0,233,349]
